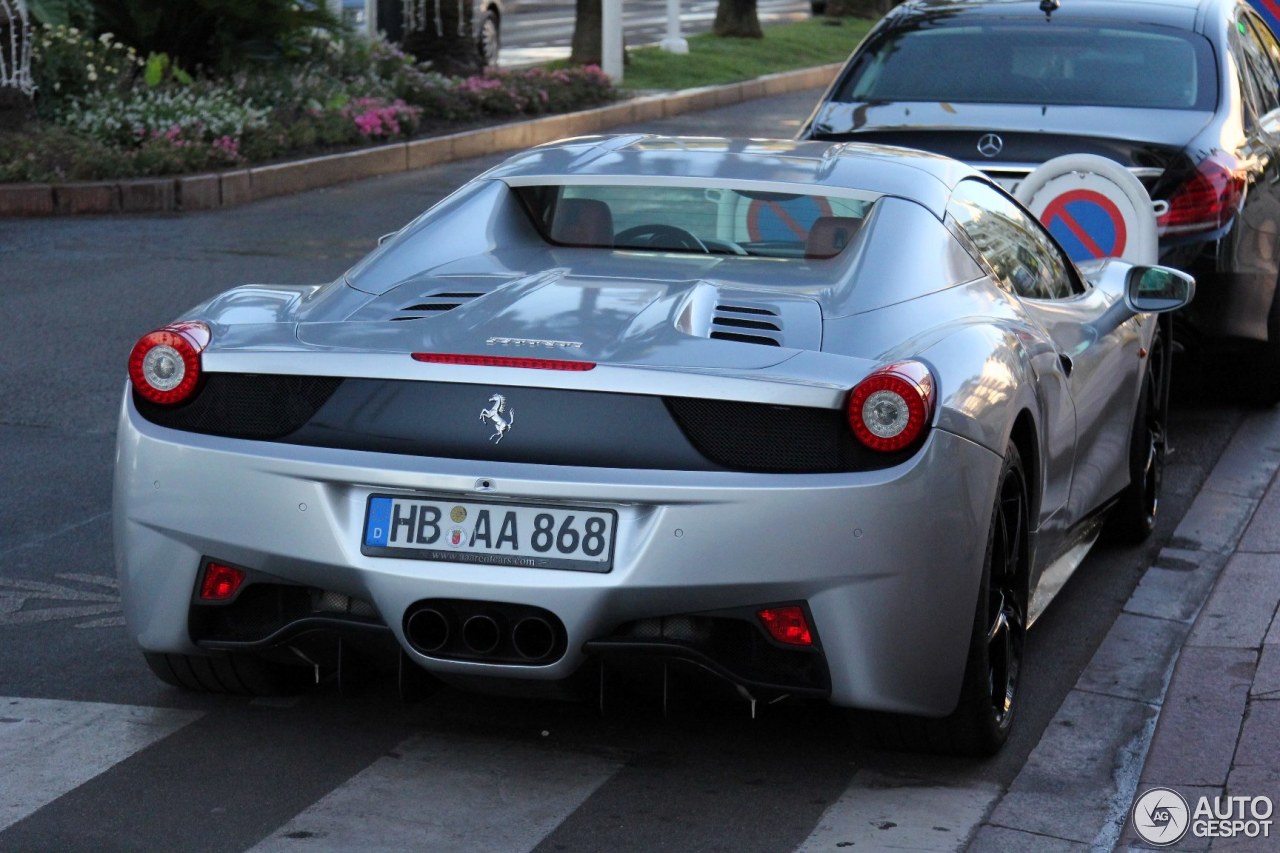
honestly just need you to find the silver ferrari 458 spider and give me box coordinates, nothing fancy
[115,136,1192,755]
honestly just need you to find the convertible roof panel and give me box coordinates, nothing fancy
[483,135,977,219]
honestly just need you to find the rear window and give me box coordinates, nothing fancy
[512,183,876,260]
[837,21,1217,111]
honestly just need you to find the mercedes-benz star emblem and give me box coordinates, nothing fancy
[977,133,1004,158]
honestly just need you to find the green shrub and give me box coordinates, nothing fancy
[0,122,241,180]
[54,83,268,147]
[11,27,618,182]
[88,0,340,73]
[29,23,142,109]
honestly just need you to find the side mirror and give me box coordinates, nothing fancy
[1125,266,1195,313]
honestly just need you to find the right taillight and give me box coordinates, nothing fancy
[847,360,935,452]
[1156,153,1245,237]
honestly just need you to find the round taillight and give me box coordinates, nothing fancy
[847,361,935,452]
[127,322,210,406]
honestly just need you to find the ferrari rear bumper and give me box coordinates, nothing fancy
[114,395,1001,717]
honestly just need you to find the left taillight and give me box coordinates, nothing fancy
[847,360,935,452]
[127,321,210,406]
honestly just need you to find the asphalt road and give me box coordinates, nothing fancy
[0,90,1245,852]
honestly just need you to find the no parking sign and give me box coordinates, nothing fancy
[1039,189,1129,261]
[1251,1,1280,39]
[1015,154,1159,266]
[745,195,833,242]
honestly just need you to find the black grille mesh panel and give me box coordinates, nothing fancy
[135,374,342,439]
[665,397,906,473]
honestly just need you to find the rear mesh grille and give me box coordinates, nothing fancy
[665,398,906,473]
[134,374,342,439]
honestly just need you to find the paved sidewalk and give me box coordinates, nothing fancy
[970,407,1280,852]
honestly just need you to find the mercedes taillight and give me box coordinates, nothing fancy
[1156,153,1245,237]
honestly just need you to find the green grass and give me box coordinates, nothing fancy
[617,17,874,93]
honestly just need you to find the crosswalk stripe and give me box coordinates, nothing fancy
[0,696,203,832]
[251,732,624,853]
[794,770,1002,852]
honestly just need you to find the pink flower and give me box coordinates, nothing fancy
[211,135,240,158]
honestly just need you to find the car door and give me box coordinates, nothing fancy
[948,180,1142,549]
[1230,6,1280,338]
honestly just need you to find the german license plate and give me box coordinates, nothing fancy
[361,495,616,572]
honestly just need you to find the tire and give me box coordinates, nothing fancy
[143,652,312,697]
[1250,287,1280,407]
[477,8,500,68]
[1108,330,1166,542]
[852,445,1029,756]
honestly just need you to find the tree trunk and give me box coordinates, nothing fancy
[714,0,762,38]
[401,0,480,77]
[570,0,602,66]
[825,0,896,19]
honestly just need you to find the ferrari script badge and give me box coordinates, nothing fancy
[486,336,583,349]
[480,393,515,443]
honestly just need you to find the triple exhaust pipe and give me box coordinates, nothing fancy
[403,600,564,664]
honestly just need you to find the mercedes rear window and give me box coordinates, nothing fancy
[836,21,1217,111]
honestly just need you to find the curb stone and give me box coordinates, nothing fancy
[0,64,843,218]
[969,407,1280,852]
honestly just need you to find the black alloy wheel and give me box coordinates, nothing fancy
[1109,330,1166,542]
[985,448,1027,736]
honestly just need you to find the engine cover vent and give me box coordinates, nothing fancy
[710,303,783,347]
[391,291,484,321]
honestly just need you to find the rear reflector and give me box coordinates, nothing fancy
[412,353,596,371]
[199,562,246,601]
[757,606,814,646]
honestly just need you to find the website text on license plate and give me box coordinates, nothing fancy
[362,495,616,572]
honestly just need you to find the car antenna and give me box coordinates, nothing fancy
[1040,0,1060,17]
